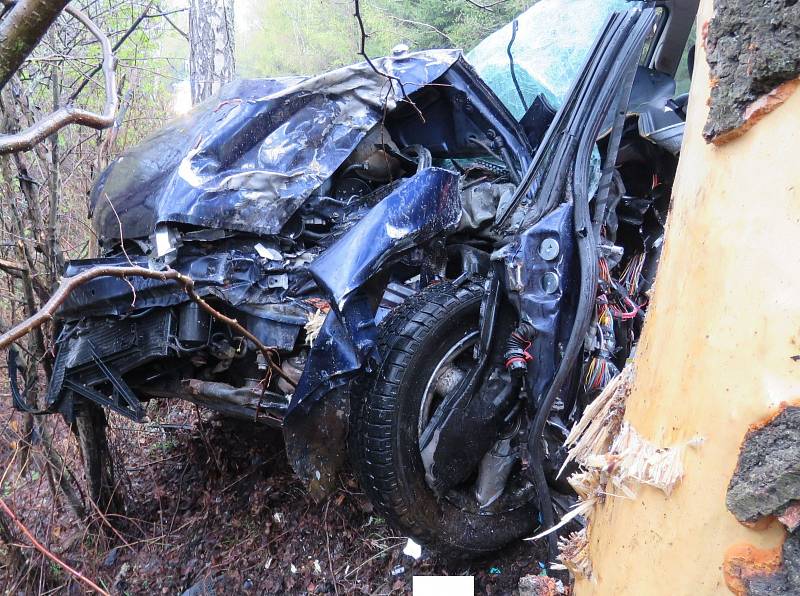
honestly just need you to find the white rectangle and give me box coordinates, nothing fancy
[413,575,474,596]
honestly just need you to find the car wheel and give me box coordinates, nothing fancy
[74,401,121,515]
[352,280,538,558]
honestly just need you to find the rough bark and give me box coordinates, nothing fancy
[704,0,800,143]
[727,406,800,525]
[188,0,234,104]
[0,0,70,91]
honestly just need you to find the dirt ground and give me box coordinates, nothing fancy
[0,401,549,594]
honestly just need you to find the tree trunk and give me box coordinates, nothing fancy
[188,0,235,104]
[0,0,70,91]
[575,0,800,593]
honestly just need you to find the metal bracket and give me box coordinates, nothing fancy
[63,342,144,421]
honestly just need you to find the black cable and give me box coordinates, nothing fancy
[507,20,529,113]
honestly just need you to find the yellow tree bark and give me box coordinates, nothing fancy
[575,0,800,593]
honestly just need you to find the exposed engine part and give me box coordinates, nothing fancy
[178,302,211,345]
[149,379,289,427]
[208,334,238,360]
[209,333,246,373]
[475,425,519,509]
[402,144,432,171]
[341,127,404,183]
[185,378,286,409]
[333,177,372,201]
[458,181,515,232]
[278,353,307,394]
[254,242,282,261]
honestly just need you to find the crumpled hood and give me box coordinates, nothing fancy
[90,49,461,244]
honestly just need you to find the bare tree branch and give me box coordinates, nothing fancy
[464,0,512,12]
[0,497,110,595]
[69,0,155,101]
[147,6,188,41]
[0,0,71,91]
[369,6,453,44]
[0,4,118,155]
[0,257,23,273]
[352,0,424,122]
[0,265,296,388]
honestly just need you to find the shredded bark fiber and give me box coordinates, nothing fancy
[553,365,702,579]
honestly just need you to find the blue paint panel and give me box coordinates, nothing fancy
[289,168,462,414]
[502,202,577,406]
[89,51,461,244]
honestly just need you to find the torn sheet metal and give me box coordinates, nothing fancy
[90,50,460,245]
[289,167,462,414]
[309,167,461,310]
[498,202,577,406]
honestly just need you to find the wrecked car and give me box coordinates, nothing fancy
[9,0,698,559]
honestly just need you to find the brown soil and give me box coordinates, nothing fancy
[0,402,548,594]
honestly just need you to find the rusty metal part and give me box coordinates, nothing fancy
[144,379,287,428]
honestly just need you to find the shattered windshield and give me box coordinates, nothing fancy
[467,0,635,119]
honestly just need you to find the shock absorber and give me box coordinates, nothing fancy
[504,322,535,378]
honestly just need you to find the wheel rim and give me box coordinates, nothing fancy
[417,330,479,440]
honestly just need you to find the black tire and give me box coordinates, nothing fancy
[74,401,121,515]
[352,280,538,558]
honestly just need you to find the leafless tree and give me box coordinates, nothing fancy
[0,1,184,589]
[189,0,235,104]
[0,3,117,155]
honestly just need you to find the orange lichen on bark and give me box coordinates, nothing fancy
[744,399,800,435]
[722,542,784,595]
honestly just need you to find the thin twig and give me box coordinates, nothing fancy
[69,0,155,100]
[368,7,453,43]
[168,461,189,534]
[352,0,424,122]
[146,9,188,40]
[0,4,118,154]
[0,497,110,595]
[464,0,511,11]
[324,500,340,596]
[340,542,401,578]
